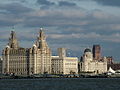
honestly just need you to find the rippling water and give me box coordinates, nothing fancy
[0,78,120,90]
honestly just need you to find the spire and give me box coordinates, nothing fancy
[10,26,16,40]
[38,28,46,40]
[8,30,19,49]
[11,31,16,40]
[36,28,48,49]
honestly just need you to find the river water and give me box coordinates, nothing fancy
[0,78,120,90]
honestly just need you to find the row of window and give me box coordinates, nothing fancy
[65,63,76,65]
[9,68,28,72]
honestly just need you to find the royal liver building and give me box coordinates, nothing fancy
[2,29,51,75]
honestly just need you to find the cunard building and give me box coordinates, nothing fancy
[79,48,107,74]
[2,29,51,75]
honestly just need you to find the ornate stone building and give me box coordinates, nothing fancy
[33,29,51,74]
[79,48,107,74]
[2,29,51,75]
[52,48,78,74]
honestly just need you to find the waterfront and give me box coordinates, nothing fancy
[0,78,120,90]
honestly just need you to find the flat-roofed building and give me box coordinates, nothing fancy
[52,48,78,74]
[92,45,101,60]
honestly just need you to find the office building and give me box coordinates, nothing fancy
[79,48,107,74]
[52,48,78,74]
[92,45,101,60]
[2,29,51,75]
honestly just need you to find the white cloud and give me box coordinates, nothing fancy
[92,10,111,19]
[48,32,101,39]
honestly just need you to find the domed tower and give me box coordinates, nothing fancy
[36,28,48,49]
[8,30,19,49]
[79,48,93,72]
[83,48,93,62]
[2,30,19,74]
[33,28,52,74]
[2,30,31,75]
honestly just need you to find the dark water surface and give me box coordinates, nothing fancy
[0,78,120,90]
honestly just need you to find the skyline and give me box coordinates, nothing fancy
[0,0,120,61]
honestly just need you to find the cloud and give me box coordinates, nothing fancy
[93,0,120,7]
[58,1,77,7]
[48,32,100,39]
[0,0,27,3]
[0,31,10,41]
[91,10,111,19]
[37,0,55,6]
[103,33,120,43]
[0,2,119,34]
[0,0,120,60]
[0,3,32,14]
[22,7,87,27]
[0,3,33,27]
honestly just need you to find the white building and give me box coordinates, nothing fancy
[52,48,78,74]
[79,48,107,74]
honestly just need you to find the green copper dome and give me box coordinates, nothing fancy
[84,48,91,53]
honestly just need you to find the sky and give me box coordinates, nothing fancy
[0,0,120,61]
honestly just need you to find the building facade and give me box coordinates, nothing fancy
[106,56,113,64]
[92,45,101,60]
[79,48,107,74]
[2,29,51,75]
[32,29,51,74]
[52,48,78,74]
